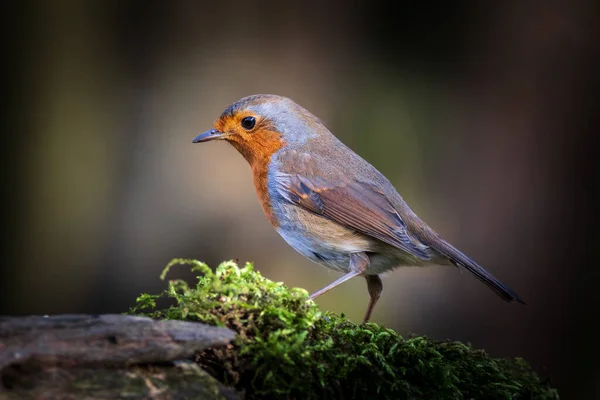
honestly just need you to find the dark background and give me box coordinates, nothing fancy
[2,1,597,398]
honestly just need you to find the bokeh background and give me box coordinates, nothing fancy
[2,1,597,397]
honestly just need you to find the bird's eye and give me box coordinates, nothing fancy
[241,116,256,130]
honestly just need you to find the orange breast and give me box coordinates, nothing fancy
[226,128,284,227]
[252,161,278,226]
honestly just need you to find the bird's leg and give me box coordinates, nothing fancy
[362,275,383,324]
[309,252,369,300]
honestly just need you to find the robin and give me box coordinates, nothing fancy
[193,94,525,324]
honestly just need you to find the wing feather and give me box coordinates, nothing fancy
[274,152,430,260]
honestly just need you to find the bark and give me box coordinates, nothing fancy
[0,314,240,399]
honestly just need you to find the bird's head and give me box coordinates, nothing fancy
[193,94,326,164]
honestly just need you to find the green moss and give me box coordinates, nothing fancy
[130,259,559,400]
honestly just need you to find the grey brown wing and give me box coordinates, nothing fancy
[272,153,431,260]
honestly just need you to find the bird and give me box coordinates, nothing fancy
[193,94,525,324]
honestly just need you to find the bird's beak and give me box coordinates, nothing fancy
[192,129,227,143]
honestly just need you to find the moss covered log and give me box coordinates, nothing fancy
[130,259,558,399]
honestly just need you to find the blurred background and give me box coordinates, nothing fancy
[2,1,596,397]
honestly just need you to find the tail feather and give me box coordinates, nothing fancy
[437,240,525,304]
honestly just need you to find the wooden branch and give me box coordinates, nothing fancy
[0,314,239,399]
